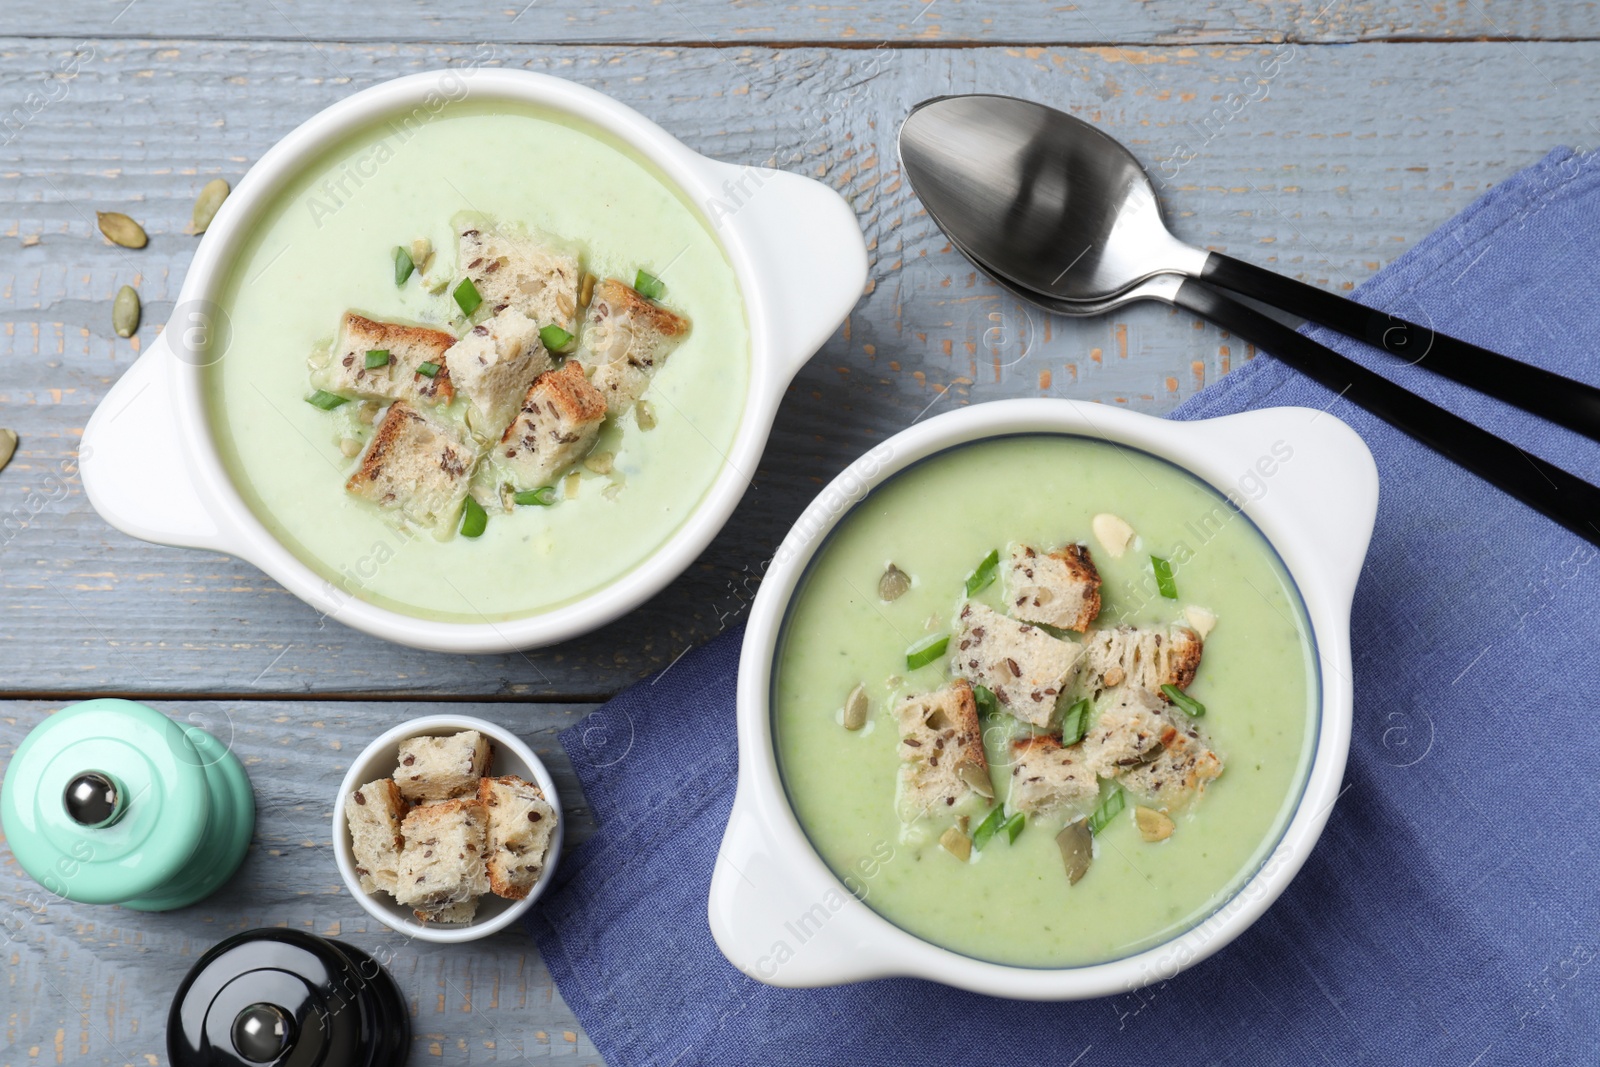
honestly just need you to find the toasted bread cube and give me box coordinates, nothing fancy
[414,899,478,924]
[478,775,558,901]
[345,778,408,894]
[322,312,456,405]
[1117,717,1224,808]
[497,361,608,488]
[1005,542,1102,632]
[459,224,581,332]
[393,798,491,916]
[394,729,493,802]
[574,279,690,415]
[894,680,992,824]
[345,402,480,534]
[1082,624,1204,700]
[443,308,552,437]
[1006,735,1100,819]
[950,602,1084,727]
[1080,687,1178,778]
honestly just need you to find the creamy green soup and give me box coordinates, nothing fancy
[204,100,748,622]
[772,435,1318,968]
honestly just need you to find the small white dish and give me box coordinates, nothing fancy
[332,714,564,944]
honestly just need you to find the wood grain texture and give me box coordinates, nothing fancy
[7,0,1600,44]
[1,38,1596,696]
[0,699,601,1067]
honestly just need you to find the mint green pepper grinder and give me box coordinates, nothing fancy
[1,699,254,910]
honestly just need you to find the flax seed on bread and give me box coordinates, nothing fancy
[1081,624,1204,700]
[949,602,1084,727]
[894,680,993,824]
[345,401,480,534]
[345,778,408,894]
[458,224,581,332]
[477,775,558,900]
[497,360,608,488]
[393,797,491,921]
[394,729,493,802]
[1004,542,1102,632]
[321,312,456,405]
[574,278,690,415]
[443,308,552,437]
[1006,735,1100,819]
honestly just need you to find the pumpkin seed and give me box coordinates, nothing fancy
[842,684,868,730]
[956,760,994,799]
[578,271,596,308]
[584,451,614,475]
[635,400,657,431]
[1056,820,1093,885]
[96,211,147,249]
[189,179,230,235]
[939,826,972,862]
[339,438,361,458]
[877,563,911,601]
[112,285,140,338]
[410,237,434,273]
[1134,806,1175,843]
[0,429,16,473]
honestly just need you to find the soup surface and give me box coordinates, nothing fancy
[772,435,1318,967]
[205,100,748,622]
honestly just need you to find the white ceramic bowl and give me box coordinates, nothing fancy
[332,714,564,944]
[709,398,1379,999]
[80,68,867,653]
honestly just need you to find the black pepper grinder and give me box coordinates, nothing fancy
[167,929,409,1066]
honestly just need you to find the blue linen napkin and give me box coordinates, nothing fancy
[530,147,1600,1066]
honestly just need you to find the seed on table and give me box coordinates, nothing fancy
[189,179,230,235]
[0,429,16,473]
[112,285,140,338]
[96,211,147,249]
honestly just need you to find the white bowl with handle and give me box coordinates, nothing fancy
[709,398,1378,999]
[80,68,867,654]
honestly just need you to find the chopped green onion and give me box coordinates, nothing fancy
[1087,786,1125,835]
[964,548,1000,596]
[971,807,1005,851]
[416,361,441,379]
[634,270,665,300]
[905,633,949,670]
[539,324,575,353]
[1162,684,1206,718]
[453,277,483,317]
[365,349,390,369]
[1001,812,1025,844]
[393,245,415,286]
[459,496,487,539]
[1060,698,1091,745]
[972,683,999,718]
[1151,555,1178,599]
[305,389,349,410]
[513,486,557,507]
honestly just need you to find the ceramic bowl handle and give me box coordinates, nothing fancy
[700,160,869,381]
[81,337,230,554]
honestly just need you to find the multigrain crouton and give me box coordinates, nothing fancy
[344,778,408,894]
[574,279,690,415]
[442,308,552,437]
[949,602,1084,727]
[345,402,480,534]
[322,312,456,405]
[1079,689,1221,805]
[394,730,494,802]
[478,775,558,900]
[1081,624,1204,700]
[393,798,491,922]
[458,224,581,332]
[1117,718,1224,808]
[1006,735,1101,819]
[893,680,993,824]
[497,360,608,488]
[1004,543,1102,632]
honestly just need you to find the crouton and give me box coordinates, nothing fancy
[393,798,491,919]
[1005,543,1102,632]
[1080,687,1178,778]
[574,279,690,415]
[458,224,581,332]
[442,308,552,437]
[344,778,408,894]
[345,402,481,534]
[496,360,608,488]
[322,312,456,405]
[949,602,1084,727]
[1081,624,1204,700]
[394,729,493,803]
[893,680,993,824]
[1006,735,1100,819]
[478,775,558,900]
[415,899,478,924]
[1117,717,1224,808]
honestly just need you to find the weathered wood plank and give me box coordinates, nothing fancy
[0,699,602,1066]
[1,39,1596,696]
[5,0,1600,45]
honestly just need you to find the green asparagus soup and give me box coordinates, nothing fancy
[204,100,748,622]
[772,435,1317,968]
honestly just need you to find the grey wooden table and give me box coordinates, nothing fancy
[4,2,1600,1063]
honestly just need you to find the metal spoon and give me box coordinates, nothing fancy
[899,93,1600,444]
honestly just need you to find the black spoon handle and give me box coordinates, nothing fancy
[1173,278,1600,549]
[1199,252,1600,443]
